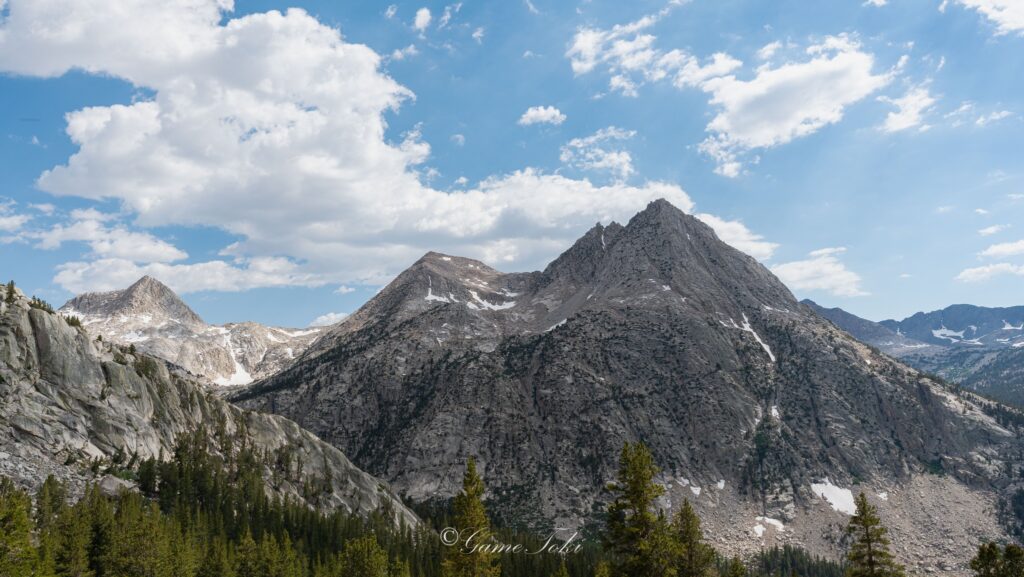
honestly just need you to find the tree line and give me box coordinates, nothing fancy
[0,437,1020,576]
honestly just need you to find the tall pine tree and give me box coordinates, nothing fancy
[845,493,904,577]
[970,542,1024,577]
[603,442,678,577]
[672,499,716,577]
[442,458,499,577]
[0,479,36,577]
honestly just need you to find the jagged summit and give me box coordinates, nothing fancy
[59,277,323,386]
[237,200,1022,571]
[63,275,204,327]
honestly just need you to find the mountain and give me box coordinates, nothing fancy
[880,304,1024,348]
[0,283,417,526]
[801,301,1024,403]
[60,276,323,386]
[235,199,1022,573]
[801,300,937,356]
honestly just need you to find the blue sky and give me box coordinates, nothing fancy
[1,0,1022,327]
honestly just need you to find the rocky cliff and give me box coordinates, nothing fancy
[60,276,323,386]
[235,199,1023,573]
[0,284,416,526]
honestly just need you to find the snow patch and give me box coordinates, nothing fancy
[690,486,701,497]
[877,492,888,501]
[545,319,567,332]
[466,289,516,311]
[771,405,780,420]
[753,524,765,537]
[756,516,785,531]
[810,479,856,515]
[932,326,965,342]
[721,314,776,362]
[716,479,725,490]
[425,277,454,303]
[1003,320,1024,331]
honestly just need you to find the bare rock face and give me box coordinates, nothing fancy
[0,289,416,527]
[235,199,1024,573]
[60,276,322,386]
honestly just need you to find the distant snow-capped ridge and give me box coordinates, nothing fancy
[60,276,326,386]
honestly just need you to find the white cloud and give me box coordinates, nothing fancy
[54,257,326,295]
[559,126,636,180]
[956,263,1024,282]
[566,9,741,96]
[949,0,1024,36]
[33,216,188,263]
[980,239,1024,258]
[699,36,890,175]
[566,11,889,176]
[694,213,778,260]
[975,208,989,215]
[0,0,700,295]
[0,201,31,233]
[879,86,936,133]
[771,247,868,297]
[976,110,1013,126]
[524,0,540,15]
[389,44,419,61]
[518,105,566,126]
[310,311,349,327]
[437,3,461,29]
[414,7,431,33]
[865,0,887,6]
[450,133,465,146]
[757,41,782,60]
[334,285,355,294]
[472,27,484,44]
[29,203,56,215]
[385,5,397,19]
[979,224,1009,236]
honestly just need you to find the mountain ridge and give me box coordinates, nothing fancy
[235,199,1021,573]
[60,276,324,386]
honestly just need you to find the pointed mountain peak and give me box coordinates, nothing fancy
[62,276,204,327]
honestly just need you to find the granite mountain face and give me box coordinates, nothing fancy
[61,276,323,386]
[0,284,417,526]
[236,199,1021,572]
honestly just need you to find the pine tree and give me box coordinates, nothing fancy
[594,560,612,577]
[339,535,390,577]
[553,559,571,577]
[672,499,716,577]
[55,504,94,577]
[971,542,1024,577]
[725,556,747,577]
[0,478,37,577]
[234,530,261,577]
[442,458,500,577]
[5,280,15,304]
[603,442,678,577]
[844,493,904,577]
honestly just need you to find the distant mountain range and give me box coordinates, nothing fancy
[59,276,323,386]
[232,199,1022,573]
[803,300,1024,405]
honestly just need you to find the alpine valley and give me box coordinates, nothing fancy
[5,200,1024,576]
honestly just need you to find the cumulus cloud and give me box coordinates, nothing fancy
[54,257,326,295]
[566,8,741,97]
[770,247,868,297]
[414,7,432,33]
[559,127,636,180]
[865,0,888,6]
[976,110,1013,126]
[956,263,1024,282]
[33,215,188,263]
[0,201,31,233]
[0,0,728,295]
[309,311,349,327]
[390,44,419,61]
[947,0,1024,36]
[518,105,566,126]
[699,36,890,176]
[694,213,779,260]
[879,86,937,133]
[980,239,1024,258]
[566,8,890,177]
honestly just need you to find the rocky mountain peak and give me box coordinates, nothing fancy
[64,276,205,327]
